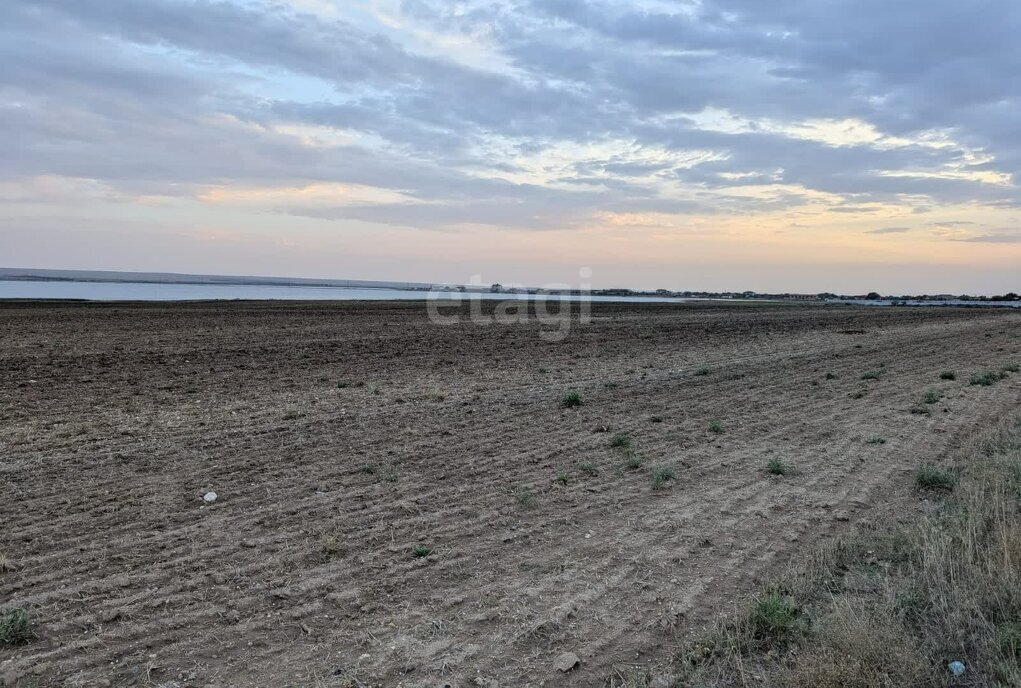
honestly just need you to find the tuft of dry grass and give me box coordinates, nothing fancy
[672,414,1021,687]
[0,552,11,574]
[780,603,931,688]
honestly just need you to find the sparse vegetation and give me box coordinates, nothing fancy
[651,466,676,490]
[0,608,35,645]
[610,431,632,449]
[939,370,956,380]
[910,404,931,415]
[865,435,887,445]
[649,415,664,423]
[1003,363,1020,373]
[825,372,837,380]
[554,472,569,485]
[921,389,942,404]
[849,388,867,399]
[623,450,643,470]
[561,390,583,408]
[675,418,1021,687]
[971,371,1005,386]
[0,553,10,574]
[708,420,724,434]
[318,533,342,560]
[366,382,382,395]
[361,463,397,482]
[412,545,432,558]
[578,462,598,477]
[861,370,882,380]
[695,366,711,376]
[747,590,805,645]
[766,458,790,476]
[514,486,536,508]
[914,464,957,490]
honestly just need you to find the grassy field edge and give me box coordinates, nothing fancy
[615,413,1021,688]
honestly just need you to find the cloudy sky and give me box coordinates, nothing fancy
[2,0,1020,293]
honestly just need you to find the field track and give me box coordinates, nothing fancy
[2,301,1020,687]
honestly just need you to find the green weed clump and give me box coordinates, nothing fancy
[0,608,35,645]
[914,465,957,490]
[561,390,583,408]
[610,431,632,449]
[971,371,1005,386]
[651,466,677,490]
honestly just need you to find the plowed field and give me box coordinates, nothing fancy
[2,301,1019,687]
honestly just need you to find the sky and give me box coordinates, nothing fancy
[2,0,1020,294]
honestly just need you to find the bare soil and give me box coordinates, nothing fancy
[1,301,1019,687]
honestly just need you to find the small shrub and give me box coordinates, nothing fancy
[624,450,643,470]
[0,608,35,645]
[971,371,1004,386]
[708,420,724,434]
[412,545,433,558]
[996,621,1021,656]
[748,591,804,645]
[825,372,837,380]
[561,390,583,408]
[651,466,677,490]
[610,431,632,449]
[767,458,790,476]
[336,380,351,388]
[1003,363,1020,373]
[865,436,887,445]
[649,415,664,423]
[362,463,398,483]
[318,534,342,559]
[514,487,536,508]
[921,389,942,404]
[914,465,957,490]
[366,382,381,395]
[910,404,932,415]
[861,370,882,380]
[940,371,956,381]
[849,389,867,399]
[694,366,711,376]
[554,472,569,486]
[578,462,598,476]
[780,607,929,688]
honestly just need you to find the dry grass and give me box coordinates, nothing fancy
[780,603,930,688]
[675,414,1021,687]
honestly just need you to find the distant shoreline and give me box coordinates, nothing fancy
[1,267,1018,305]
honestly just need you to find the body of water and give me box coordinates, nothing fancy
[0,279,693,303]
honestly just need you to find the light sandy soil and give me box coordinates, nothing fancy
[1,301,1019,687]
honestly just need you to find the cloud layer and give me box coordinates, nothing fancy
[2,0,1019,291]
